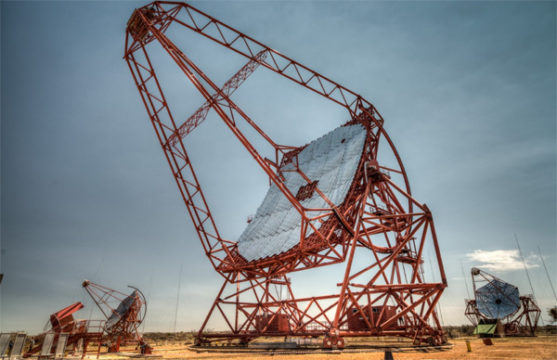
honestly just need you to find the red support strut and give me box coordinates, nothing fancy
[125,1,448,347]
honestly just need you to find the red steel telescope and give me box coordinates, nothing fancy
[82,281,151,353]
[125,1,448,347]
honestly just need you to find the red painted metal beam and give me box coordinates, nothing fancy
[124,1,448,347]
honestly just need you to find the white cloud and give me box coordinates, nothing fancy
[466,249,539,272]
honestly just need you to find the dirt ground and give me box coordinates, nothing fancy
[100,336,557,360]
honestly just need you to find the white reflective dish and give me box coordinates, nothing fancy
[237,124,367,262]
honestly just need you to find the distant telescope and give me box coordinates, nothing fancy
[465,267,540,337]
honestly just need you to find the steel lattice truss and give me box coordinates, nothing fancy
[82,281,151,352]
[125,1,448,347]
[465,268,541,336]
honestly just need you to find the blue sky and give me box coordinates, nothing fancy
[1,0,555,332]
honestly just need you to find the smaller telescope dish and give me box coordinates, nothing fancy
[475,279,520,319]
[106,290,138,330]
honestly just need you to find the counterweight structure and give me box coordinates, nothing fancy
[465,268,540,336]
[24,302,104,358]
[125,1,447,347]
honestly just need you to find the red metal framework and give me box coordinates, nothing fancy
[125,1,447,347]
[24,302,104,359]
[465,268,540,336]
[82,281,152,353]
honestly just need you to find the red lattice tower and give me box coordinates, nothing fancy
[125,1,448,347]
